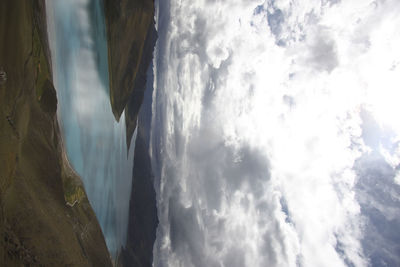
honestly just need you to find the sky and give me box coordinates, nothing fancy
[150,0,400,266]
[46,0,135,255]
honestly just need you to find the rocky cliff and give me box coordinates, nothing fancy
[0,1,112,265]
[120,71,158,267]
[104,0,156,150]
[104,1,158,266]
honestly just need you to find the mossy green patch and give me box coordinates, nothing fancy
[62,173,85,207]
[32,24,50,100]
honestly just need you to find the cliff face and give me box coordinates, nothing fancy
[104,0,156,149]
[124,22,157,150]
[104,1,158,266]
[120,76,158,267]
[0,1,112,266]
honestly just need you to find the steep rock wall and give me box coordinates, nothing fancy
[104,0,156,149]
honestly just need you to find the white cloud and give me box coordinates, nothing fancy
[395,172,400,186]
[151,0,400,266]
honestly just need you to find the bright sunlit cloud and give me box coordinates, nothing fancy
[151,0,400,266]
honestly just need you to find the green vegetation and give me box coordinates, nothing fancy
[32,24,50,100]
[62,168,85,207]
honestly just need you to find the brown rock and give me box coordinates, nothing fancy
[0,1,112,266]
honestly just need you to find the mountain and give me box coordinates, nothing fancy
[0,1,112,265]
[119,66,158,267]
[104,1,159,266]
[104,0,157,150]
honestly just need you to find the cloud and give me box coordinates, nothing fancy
[305,27,339,72]
[354,108,400,266]
[151,0,400,266]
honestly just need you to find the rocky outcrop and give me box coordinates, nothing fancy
[119,128,158,267]
[104,1,159,266]
[0,1,112,266]
[120,82,158,267]
[124,22,157,150]
[104,0,156,150]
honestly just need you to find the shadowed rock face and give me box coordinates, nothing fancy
[104,1,159,266]
[104,0,155,127]
[118,61,157,267]
[0,1,112,266]
[125,22,157,150]
[120,118,158,267]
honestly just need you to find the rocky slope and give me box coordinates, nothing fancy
[104,1,159,266]
[0,1,112,265]
[104,0,156,150]
[119,73,158,267]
